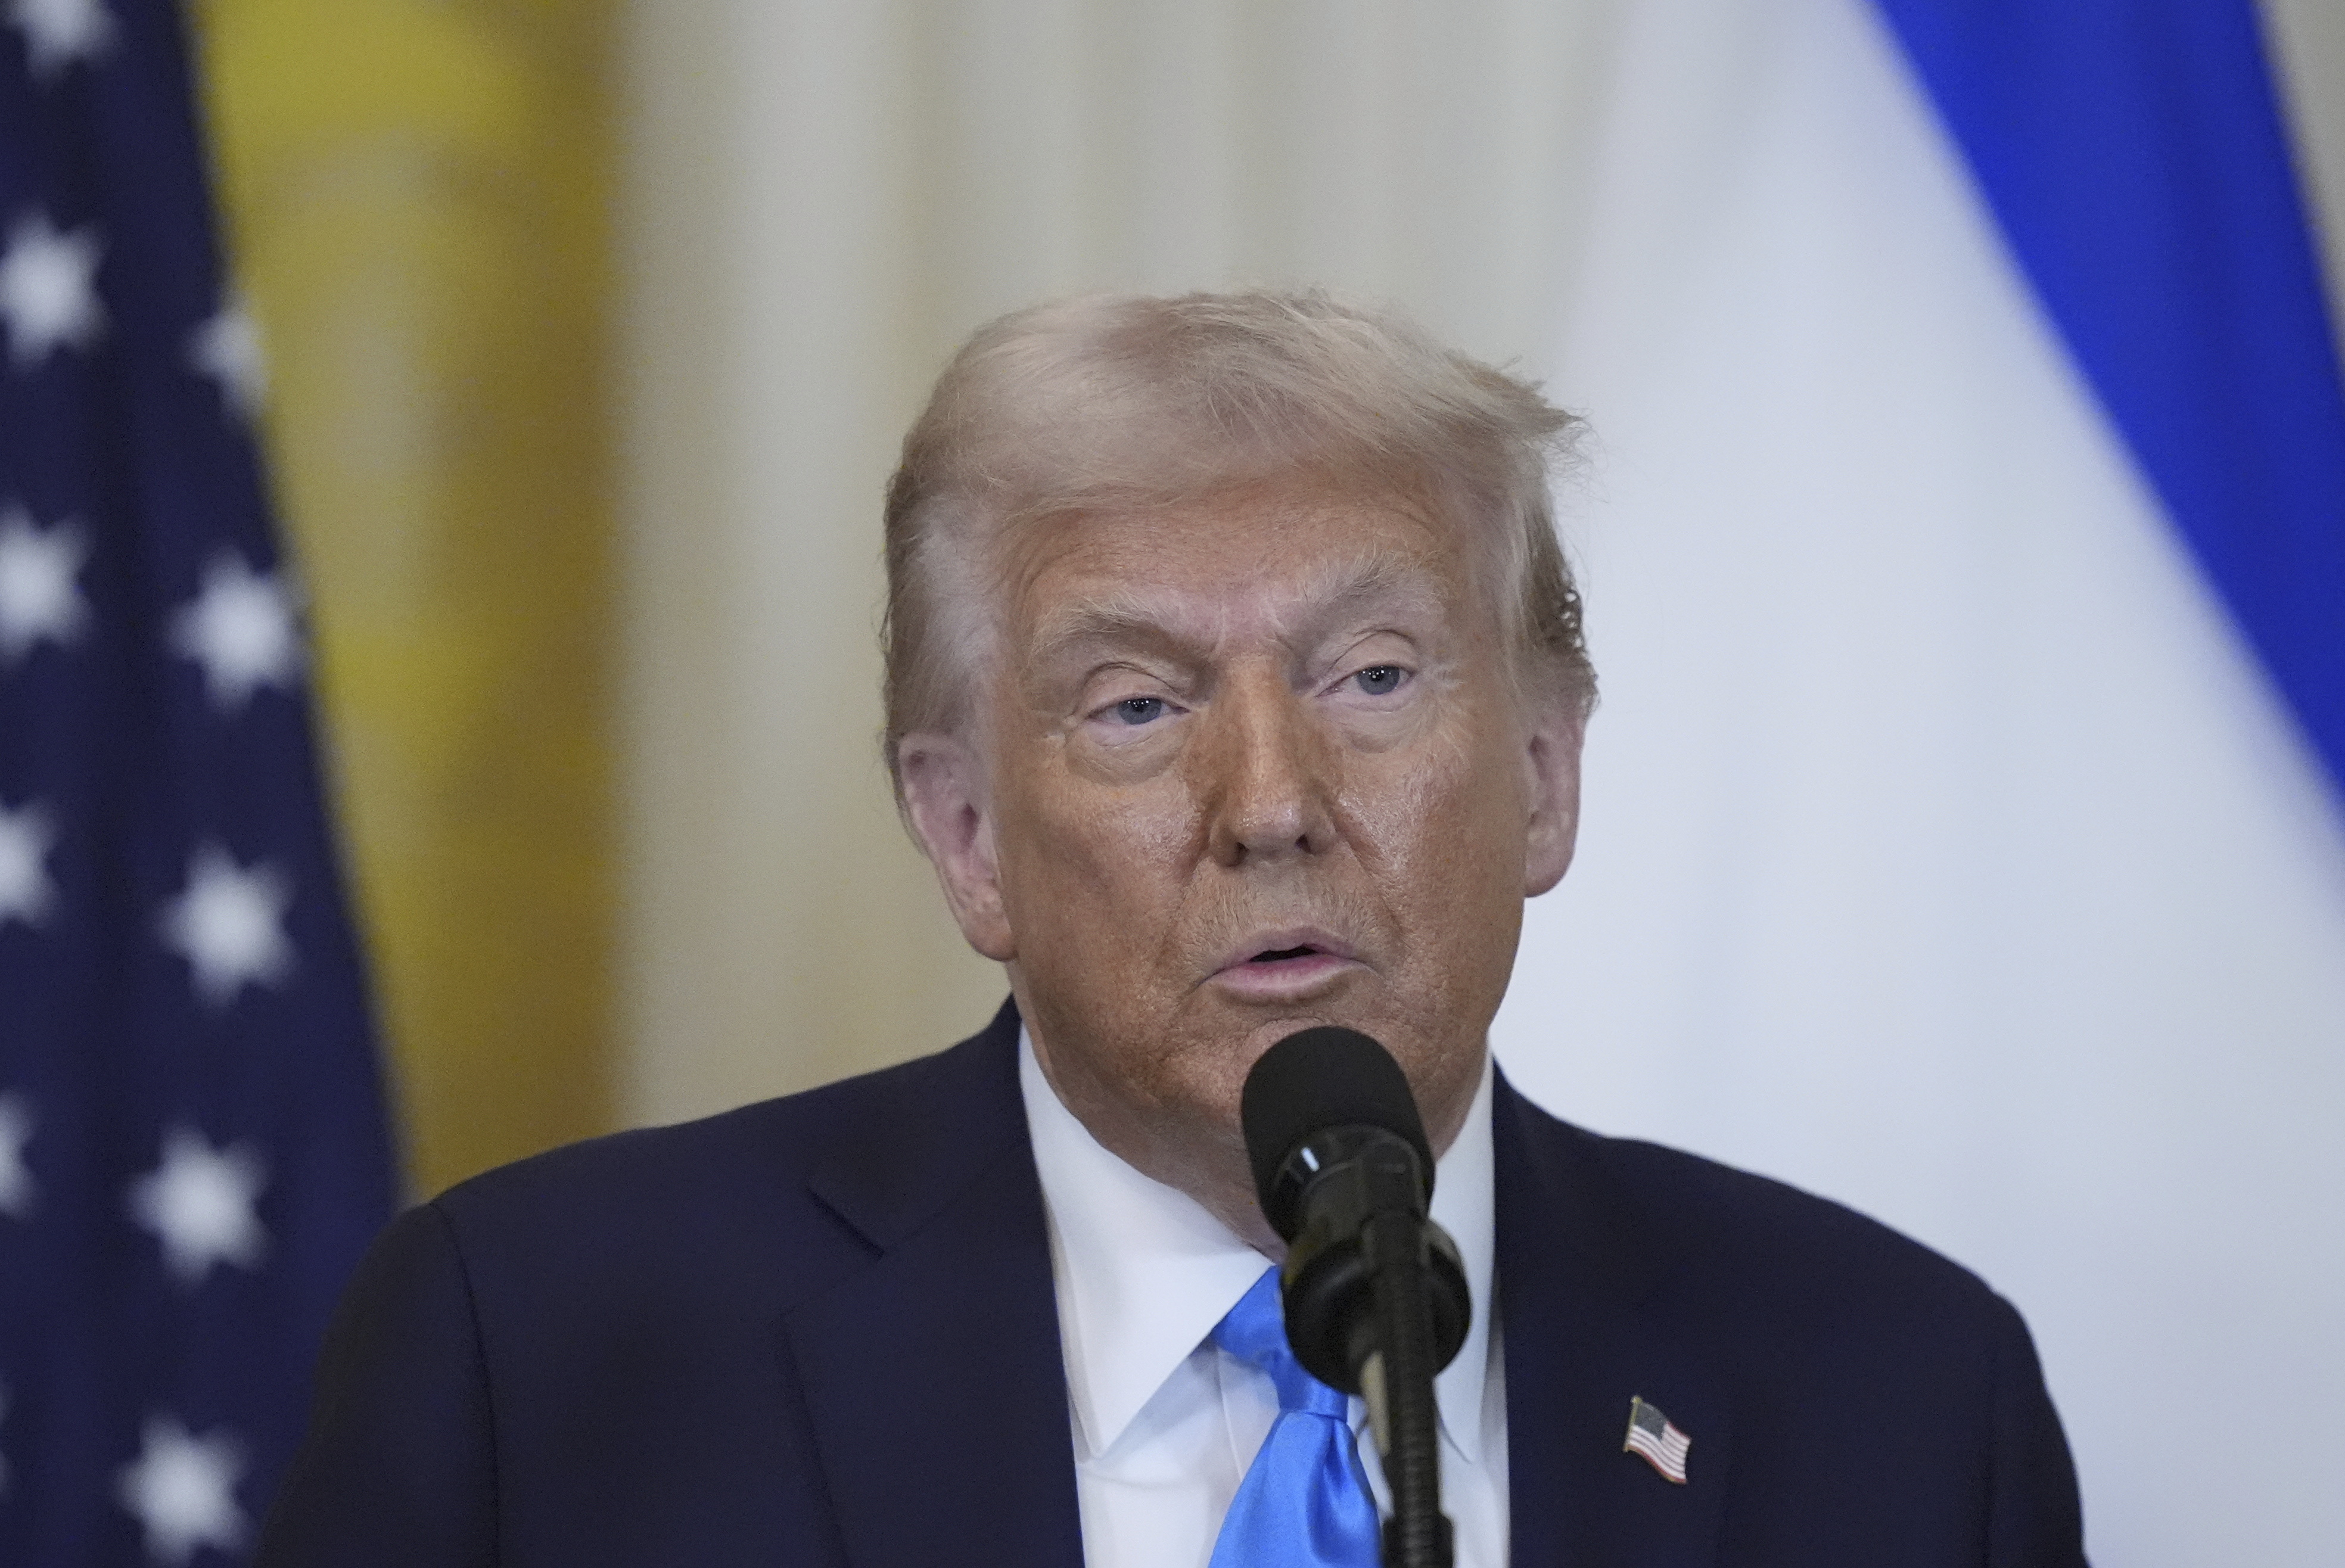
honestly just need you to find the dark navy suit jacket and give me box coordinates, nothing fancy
[257,1001,2085,1566]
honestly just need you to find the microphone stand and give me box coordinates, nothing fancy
[1358,1153,1452,1568]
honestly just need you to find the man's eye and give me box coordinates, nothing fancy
[1113,696,1167,726]
[1352,665,1406,696]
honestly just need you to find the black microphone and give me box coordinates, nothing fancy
[1240,1026,1469,1568]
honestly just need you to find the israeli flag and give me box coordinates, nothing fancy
[1495,1,2345,1561]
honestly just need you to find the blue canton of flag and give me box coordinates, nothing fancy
[0,1,398,1564]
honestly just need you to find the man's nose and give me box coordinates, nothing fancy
[1199,673,1338,867]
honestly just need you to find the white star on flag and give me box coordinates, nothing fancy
[115,1414,246,1566]
[169,553,300,710]
[0,209,103,365]
[0,1094,33,1219]
[188,299,264,419]
[7,0,114,77]
[0,506,88,661]
[127,1127,268,1283]
[0,799,57,928]
[158,844,294,1006]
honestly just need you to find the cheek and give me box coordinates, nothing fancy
[1352,717,1527,889]
[1343,715,1531,1007]
[996,766,1198,955]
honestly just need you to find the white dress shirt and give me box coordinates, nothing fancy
[1020,1030,1509,1568]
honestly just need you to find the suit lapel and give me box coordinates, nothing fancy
[783,1003,1086,1568]
[1497,1075,1731,1568]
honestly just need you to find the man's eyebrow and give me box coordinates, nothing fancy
[1027,553,1447,663]
[1295,552,1448,629]
[1027,598,1197,662]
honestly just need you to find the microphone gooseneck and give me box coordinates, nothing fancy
[1239,1026,1469,1568]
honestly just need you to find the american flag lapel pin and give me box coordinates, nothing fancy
[1624,1395,1691,1483]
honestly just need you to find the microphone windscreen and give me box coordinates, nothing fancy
[1240,1026,1432,1219]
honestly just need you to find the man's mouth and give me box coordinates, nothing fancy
[1209,930,1362,1001]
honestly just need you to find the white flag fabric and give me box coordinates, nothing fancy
[1494,0,2345,1561]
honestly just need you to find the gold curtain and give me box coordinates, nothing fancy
[189,0,615,1195]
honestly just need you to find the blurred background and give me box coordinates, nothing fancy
[190,0,2345,1174]
[177,0,2341,1561]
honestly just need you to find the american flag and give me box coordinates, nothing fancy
[1624,1395,1691,1484]
[0,1,397,1563]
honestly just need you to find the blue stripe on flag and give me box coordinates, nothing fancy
[1872,0,2345,796]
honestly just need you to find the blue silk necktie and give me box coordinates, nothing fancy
[1208,1264,1383,1568]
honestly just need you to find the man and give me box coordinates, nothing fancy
[259,291,2085,1566]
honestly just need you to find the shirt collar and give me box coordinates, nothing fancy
[1021,1027,1499,1464]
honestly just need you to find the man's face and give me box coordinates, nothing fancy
[902,484,1581,1237]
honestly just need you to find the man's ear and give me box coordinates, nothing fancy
[1521,695,1587,898]
[897,731,1017,961]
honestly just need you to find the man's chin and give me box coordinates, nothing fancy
[1162,1007,1375,1119]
